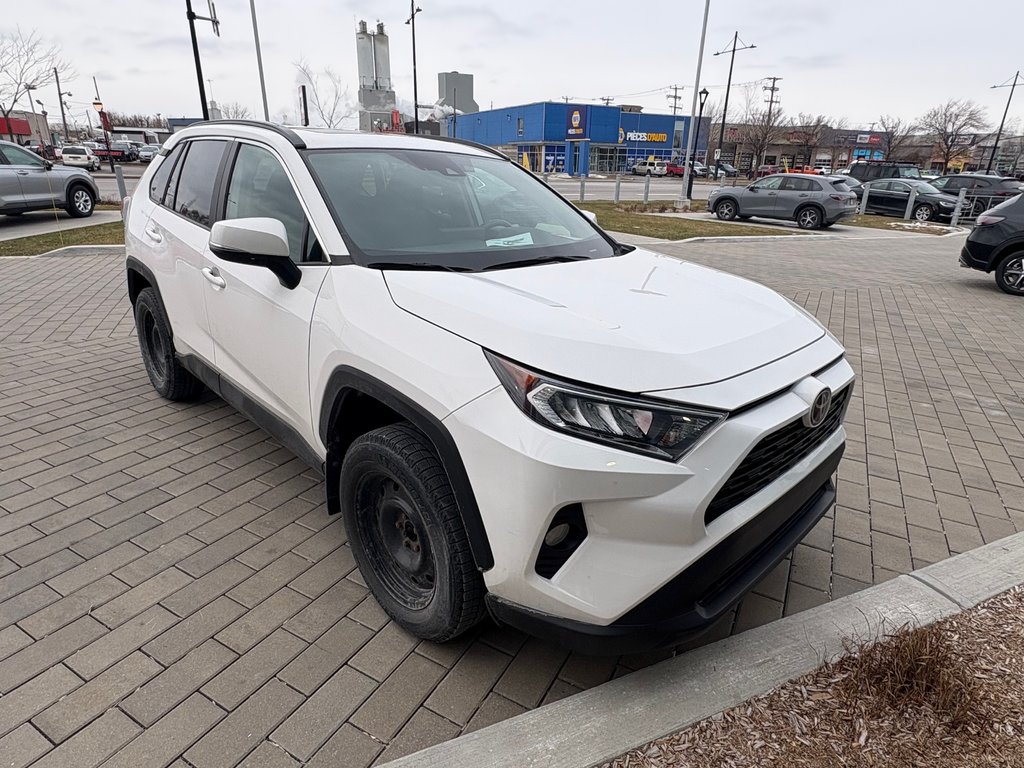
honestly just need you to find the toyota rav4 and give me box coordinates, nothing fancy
[124,121,854,653]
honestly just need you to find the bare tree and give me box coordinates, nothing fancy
[787,113,829,168]
[823,117,850,170]
[877,114,917,161]
[105,112,164,128]
[733,84,786,170]
[0,28,74,141]
[220,101,252,120]
[917,99,989,172]
[294,59,356,128]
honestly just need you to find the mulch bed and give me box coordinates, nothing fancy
[600,586,1024,767]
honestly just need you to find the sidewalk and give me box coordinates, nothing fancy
[0,210,121,241]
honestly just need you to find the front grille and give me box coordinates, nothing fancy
[704,386,850,526]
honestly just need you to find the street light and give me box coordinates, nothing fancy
[92,97,116,173]
[678,0,710,208]
[405,2,423,135]
[54,66,72,141]
[712,32,756,180]
[24,84,41,146]
[687,88,710,199]
[987,71,1021,175]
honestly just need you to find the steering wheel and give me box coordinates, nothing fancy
[484,219,515,231]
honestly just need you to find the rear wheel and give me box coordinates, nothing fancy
[796,206,822,230]
[715,199,737,220]
[341,424,486,642]
[913,204,935,222]
[134,288,204,400]
[995,253,1024,296]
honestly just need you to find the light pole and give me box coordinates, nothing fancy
[687,88,709,200]
[24,84,40,145]
[987,71,1021,175]
[678,0,711,207]
[405,2,423,135]
[92,96,116,173]
[184,0,220,121]
[249,0,270,121]
[712,32,755,179]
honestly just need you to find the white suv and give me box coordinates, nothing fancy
[124,121,854,653]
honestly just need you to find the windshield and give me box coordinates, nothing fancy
[305,148,616,270]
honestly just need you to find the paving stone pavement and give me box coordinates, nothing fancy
[0,236,1022,767]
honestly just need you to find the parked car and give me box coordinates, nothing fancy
[137,144,161,162]
[928,174,1022,216]
[960,194,1024,295]
[857,179,960,221]
[0,139,97,217]
[60,145,102,171]
[755,164,779,178]
[713,162,739,178]
[632,159,668,176]
[665,161,686,177]
[691,160,709,177]
[93,140,128,162]
[846,160,922,183]
[813,165,832,175]
[708,173,857,229]
[124,122,854,653]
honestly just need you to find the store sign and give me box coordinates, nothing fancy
[566,108,587,138]
[625,131,668,143]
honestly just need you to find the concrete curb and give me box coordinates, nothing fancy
[381,531,1024,768]
[36,244,125,258]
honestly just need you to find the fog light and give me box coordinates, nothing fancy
[544,523,571,547]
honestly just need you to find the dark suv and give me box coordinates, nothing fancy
[930,174,1022,216]
[960,194,1024,295]
[846,160,921,183]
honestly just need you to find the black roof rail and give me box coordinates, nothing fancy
[193,119,306,148]
[409,133,512,161]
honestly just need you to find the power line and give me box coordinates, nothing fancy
[666,84,684,116]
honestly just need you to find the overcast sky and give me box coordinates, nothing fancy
[11,0,1023,131]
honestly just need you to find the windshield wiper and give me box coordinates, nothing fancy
[366,261,470,273]
[482,254,588,271]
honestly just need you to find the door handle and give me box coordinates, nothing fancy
[798,193,810,197]
[144,226,163,243]
[16,170,29,176]
[202,266,226,289]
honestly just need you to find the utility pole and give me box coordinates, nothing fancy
[406,2,423,135]
[54,67,70,141]
[712,31,756,179]
[761,76,781,167]
[987,71,1021,174]
[666,84,683,116]
[600,96,613,106]
[562,96,572,104]
[184,0,220,121]
[92,77,116,173]
[249,0,270,121]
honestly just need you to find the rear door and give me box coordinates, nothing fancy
[886,181,912,215]
[863,181,890,213]
[0,144,61,208]
[776,176,816,218]
[202,141,330,443]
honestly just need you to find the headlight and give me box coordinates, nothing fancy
[940,201,954,207]
[485,352,726,461]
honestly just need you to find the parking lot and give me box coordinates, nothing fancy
[1,233,1022,767]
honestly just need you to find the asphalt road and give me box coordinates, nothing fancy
[92,167,726,203]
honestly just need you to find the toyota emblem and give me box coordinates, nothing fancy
[803,388,832,428]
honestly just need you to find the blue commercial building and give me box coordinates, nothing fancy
[447,102,710,176]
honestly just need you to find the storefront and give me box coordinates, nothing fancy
[448,102,708,176]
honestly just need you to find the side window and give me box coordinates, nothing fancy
[931,177,948,189]
[149,144,184,203]
[870,181,891,191]
[163,144,188,209]
[890,182,910,193]
[224,143,317,263]
[173,140,228,227]
[754,176,783,190]
[0,145,45,167]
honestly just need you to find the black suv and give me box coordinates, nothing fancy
[960,194,1024,295]
[846,160,922,183]
[930,174,1022,216]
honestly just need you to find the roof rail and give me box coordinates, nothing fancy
[195,119,306,148]
[412,134,512,161]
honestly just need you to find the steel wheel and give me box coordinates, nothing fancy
[355,470,436,609]
[995,255,1024,296]
[797,207,822,229]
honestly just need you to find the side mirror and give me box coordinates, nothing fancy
[44,159,53,170]
[209,217,301,289]
[580,209,598,224]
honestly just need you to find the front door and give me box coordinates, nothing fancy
[742,175,783,215]
[202,142,329,445]
[0,144,61,208]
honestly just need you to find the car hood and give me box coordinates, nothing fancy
[383,249,826,392]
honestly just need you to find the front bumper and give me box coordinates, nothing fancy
[488,443,843,654]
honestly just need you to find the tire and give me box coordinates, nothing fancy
[341,424,486,642]
[134,288,204,400]
[820,222,835,229]
[737,214,752,220]
[715,199,737,220]
[994,253,1024,296]
[913,204,935,222]
[796,206,823,230]
[66,184,95,218]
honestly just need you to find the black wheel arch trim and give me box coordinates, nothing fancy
[319,366,495,572]
[125,256,165,313]
[990,239,1024,272]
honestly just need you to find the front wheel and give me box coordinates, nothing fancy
[715,199,737,220]
[913,204,935,222]
[995,253,1024,296]
[796,206,822,229]
[341,424,486,642]
[66,184,95,218]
